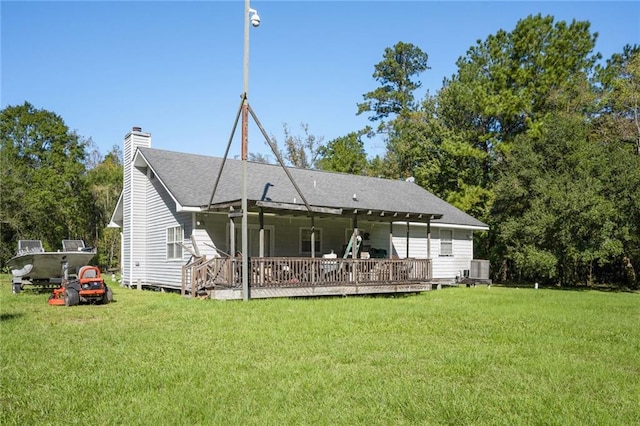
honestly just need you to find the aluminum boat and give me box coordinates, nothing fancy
[8,240,96,286]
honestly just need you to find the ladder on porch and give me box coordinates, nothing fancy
[343,233,362,258]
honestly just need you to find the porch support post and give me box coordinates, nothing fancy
[427,217,432,280]
[259,208,265,286]
[389,222,393,259]
[230,216,236,258]
[352,214,359,285]
[311,215,316,284]
[427,218,431,260]
[230,214,237,287]
[406,221,410,258]
[259,208,264,257]
[351,214,358,259]
[311,216,316,258]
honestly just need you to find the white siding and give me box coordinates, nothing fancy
[390,223,429,258]
[430,227,474,280]
[191,227,220,259]
[143,175,191,288]
[386,224,476,281]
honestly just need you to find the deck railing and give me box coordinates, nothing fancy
[182,256,432,297]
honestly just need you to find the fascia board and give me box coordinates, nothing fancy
[176,206,202,212]
[429,222,489,231]
[393,221,489,231]
[108,192,124,228]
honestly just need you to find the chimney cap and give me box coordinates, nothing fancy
[132,126,142,132]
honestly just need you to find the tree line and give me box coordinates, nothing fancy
[2,14,638,288]
[1,102,123,271]
[257,15,639,288]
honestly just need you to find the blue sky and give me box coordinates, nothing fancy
[2,1,639,161]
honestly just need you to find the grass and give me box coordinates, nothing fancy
[1,276,639,425]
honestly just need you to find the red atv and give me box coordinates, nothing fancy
[48,266,113,306]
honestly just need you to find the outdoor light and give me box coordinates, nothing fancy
[250,9,260,27]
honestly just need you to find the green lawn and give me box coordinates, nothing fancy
[1,276,638,425]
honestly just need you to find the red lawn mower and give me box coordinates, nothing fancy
[48,265,113,306]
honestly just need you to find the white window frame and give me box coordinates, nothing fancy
[167,225,184,261]
[299,227,322,255]
[440,229,453,256]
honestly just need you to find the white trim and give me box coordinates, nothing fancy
[166,225,184,261]
[108,192,124,228]
[433,223,489,231]
[176,206,202,212]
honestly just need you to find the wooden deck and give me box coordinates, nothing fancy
[182,257,433,299]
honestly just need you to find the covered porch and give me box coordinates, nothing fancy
[196,157,444,299]
[191,194,441,299]
[182,256,433,299]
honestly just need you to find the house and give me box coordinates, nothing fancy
[109,127,489,298]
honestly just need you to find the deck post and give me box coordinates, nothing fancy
[181,266,186,296]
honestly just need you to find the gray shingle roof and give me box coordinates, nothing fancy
[136,147,488,228]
